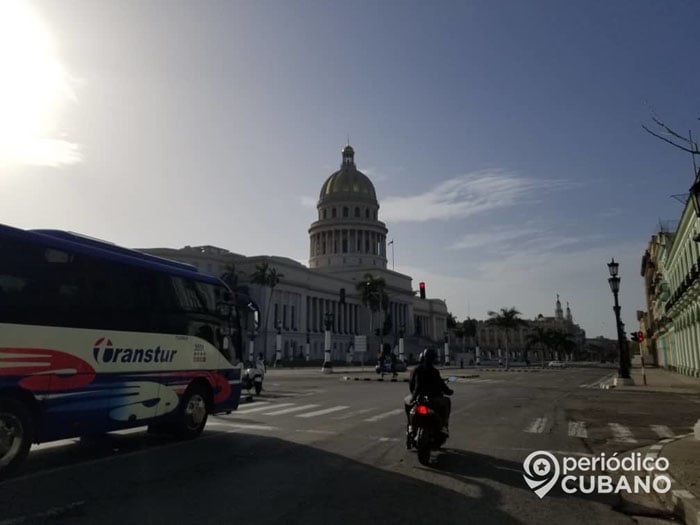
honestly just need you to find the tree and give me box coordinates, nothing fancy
[446,312,458,329]
[486,307,527,369]
[251,261,283,359]
[548,330,576,361]
[525,326,553,366]
[642,115,699,157]
[356,273,388,355]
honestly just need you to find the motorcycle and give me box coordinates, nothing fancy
[406,376,456,465]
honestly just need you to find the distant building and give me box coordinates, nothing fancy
[451,295,586,364]
[141,145,448,361]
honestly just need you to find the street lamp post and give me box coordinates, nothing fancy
[248,331,256,362]
[275,322,282,367]
[607,258,631,381]
[444,331,450,366]
[322,312,334,373]
[398,324,405,363]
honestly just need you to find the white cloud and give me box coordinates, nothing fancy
[381,170,572,223]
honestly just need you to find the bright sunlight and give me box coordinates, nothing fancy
[0,0,80,168]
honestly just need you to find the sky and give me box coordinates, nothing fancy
[1,0,699,339]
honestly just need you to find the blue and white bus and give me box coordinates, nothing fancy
[0,223,244,476]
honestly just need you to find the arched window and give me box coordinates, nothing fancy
[343,207,348,218]
[354,207,360,217]
[332,208,337,218]
[323,209,327,219]
[365,209,369,218]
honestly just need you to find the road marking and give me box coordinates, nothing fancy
[650,425,675,438]
[673,489,696,499]
[236,402,291,415]
[208,421,278,431]
[332,408,376,420]
[525,417,547,433]
[296,406,350,418]
[364,409,404,422]
[568,421,588,438]
[378,437,400,442]
[294,429,337,435]
[609,423,637,443]
[262,404,319,416]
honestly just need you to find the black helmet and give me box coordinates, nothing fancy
[423,347,438,365]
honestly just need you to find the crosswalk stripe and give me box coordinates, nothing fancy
[332,408,376,420]
[568,421,587,438]
[650,425,674,438]
[364,408,403,422]
[609,423,637,443]
[525,417,547,433]
[296,406,349,418]
[262,404,319,416]
[236,402,291,415]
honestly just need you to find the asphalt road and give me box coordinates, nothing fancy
[1,367,697,525]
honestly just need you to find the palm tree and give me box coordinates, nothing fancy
[356,273,388,356]
[486,307,527,369]
[549,330,576,362]
[251,261,283,360]
[462,318,479,363]
[525,326,552,367]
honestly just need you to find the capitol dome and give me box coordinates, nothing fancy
[319,145,377,202]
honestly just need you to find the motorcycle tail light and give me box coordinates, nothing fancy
[416,405,429,415]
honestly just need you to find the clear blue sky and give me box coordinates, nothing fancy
[2,0,699,338]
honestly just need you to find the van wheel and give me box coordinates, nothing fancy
[0,397,34,478]
[174,385,209,439]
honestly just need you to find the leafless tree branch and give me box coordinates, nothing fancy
[642,124,699,155]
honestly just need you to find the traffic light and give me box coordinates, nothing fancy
[630,332,639,342]
[637,331,644,343]
[419,282,426,299]
[339,288,346,304]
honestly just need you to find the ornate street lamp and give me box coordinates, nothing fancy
[607,258,630,380]
[398,323,405,363]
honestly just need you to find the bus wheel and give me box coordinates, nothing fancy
[0,397,34,478]
[174,385,209,439]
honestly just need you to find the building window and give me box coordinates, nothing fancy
[291,305,295,330]
[343,207,348,218]
[283,304,288,329]
[323,209,327,219]
[342,239,348,253]
[365,208,369,218]
[273,303,278,328]
[332,208,337,218]
[355,207,360,217]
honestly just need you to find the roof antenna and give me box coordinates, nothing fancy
[347,133,350,146]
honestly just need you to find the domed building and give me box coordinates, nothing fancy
[141,145,449,363]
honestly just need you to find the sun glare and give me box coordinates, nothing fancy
[0,0,79,167]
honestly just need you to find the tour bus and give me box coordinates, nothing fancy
[0,223,244,476]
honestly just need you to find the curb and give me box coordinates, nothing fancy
[649,433,700,525]
[607,433,699,525]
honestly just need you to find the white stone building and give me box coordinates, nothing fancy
[141,145,448,362]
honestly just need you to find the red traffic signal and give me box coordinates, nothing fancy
[419,282,426,299]
[637,331,644,343]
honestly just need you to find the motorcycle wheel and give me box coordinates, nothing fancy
[254,383,262,395]
[416,428,431,465]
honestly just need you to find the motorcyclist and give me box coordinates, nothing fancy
[404,347,453,438]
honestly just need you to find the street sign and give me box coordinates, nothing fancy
[354,335,367,353]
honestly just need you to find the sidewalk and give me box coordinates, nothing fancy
[610,365,700,524]
[656,433,700,525]
[611,365,700,394]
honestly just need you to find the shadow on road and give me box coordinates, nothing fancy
[2,431,527,525]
